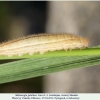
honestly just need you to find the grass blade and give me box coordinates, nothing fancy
[0,55,100,84]
[0,47,100,59]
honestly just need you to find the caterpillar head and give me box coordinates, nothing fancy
[83,37,90,48]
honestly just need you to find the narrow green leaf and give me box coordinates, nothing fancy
[0,46,100,84]
[0,55,100,84]
[0,47,100,59]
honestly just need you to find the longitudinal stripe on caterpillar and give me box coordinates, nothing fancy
[0,33,90,57]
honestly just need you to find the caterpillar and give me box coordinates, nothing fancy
[0,33,90,57]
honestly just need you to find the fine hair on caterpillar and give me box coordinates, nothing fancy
[0,33,90,57]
